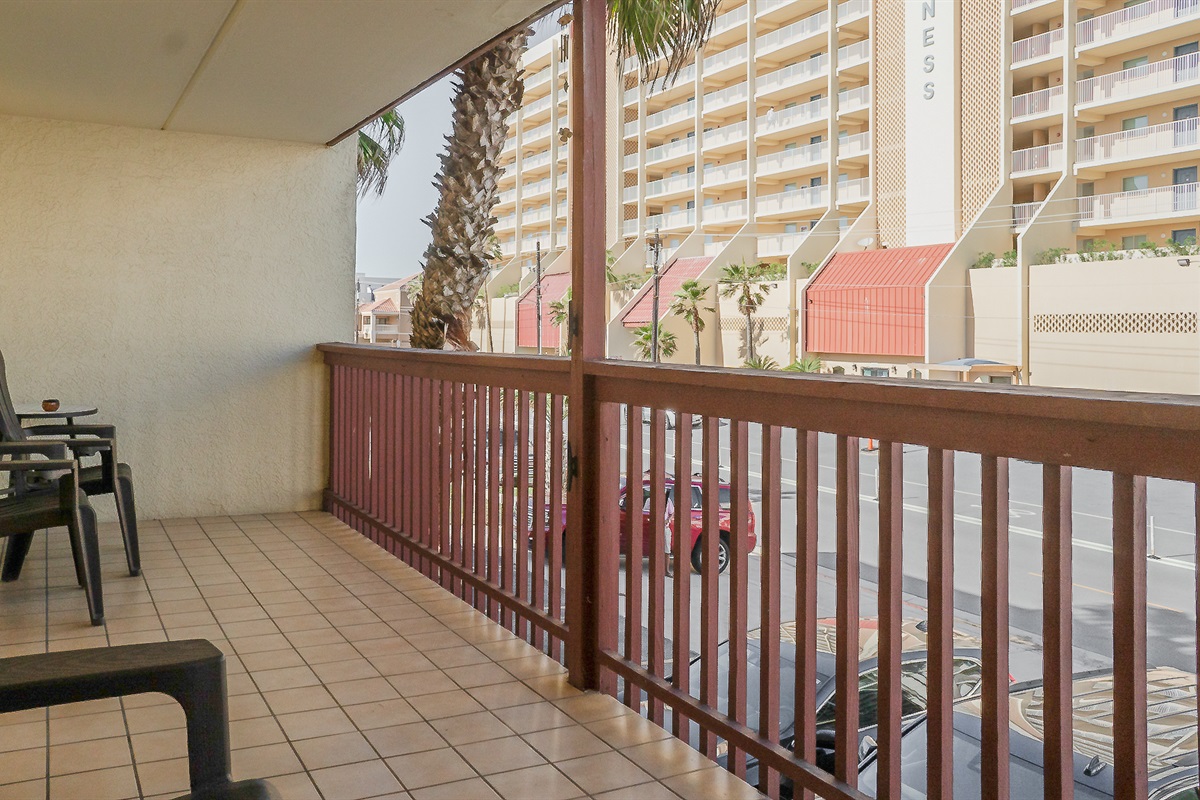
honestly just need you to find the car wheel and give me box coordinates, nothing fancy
[690,534,731,574]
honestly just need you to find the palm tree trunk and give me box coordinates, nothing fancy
[410,29,529,350]
[745,311,755,360]
[693,323,702,365]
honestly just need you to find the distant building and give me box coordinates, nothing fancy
[355,273,402,306]
[356,275,419,347]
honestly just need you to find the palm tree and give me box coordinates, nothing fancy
[668,279,713,365]
[549,287,571,355]
[718,260,772,361]
[410,0,718,350]
[356,110,405,198]
[633,323,677,361]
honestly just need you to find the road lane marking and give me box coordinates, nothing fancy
[1028,572,1187,614]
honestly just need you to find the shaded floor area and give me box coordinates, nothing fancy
[0,512,764,800]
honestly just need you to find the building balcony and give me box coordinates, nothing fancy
[1077,182,1200,228]
[701,42,749,81]
[495,213,518,231]
[703,197,748,225]
[836,39,871,74]
[622,185,639,203]
[1010,141,1064,178]
[525,64,552,90]
[702,159,750,189]
[755,54,830,100]
[838,130,871,162]
[623,152,639,171]
[757,140,829,177]
[622,217,639,237]
[837,85,870,119]
[1076,0,1200,59]
[644,99,696,134]
[755,183,829,217]
[757,97,830,139]
[757,230,808,257]
[522,177,552,200]
[702,81,750,116]
[1013,199,1041,230]
[521,150,552,173]
[1077,117,1200,173]
[497,188,518,207]
[645,172,697,201]
[836,0,870,27]
[522,94,554,123]
[644,207,696,232]
[1012,0,1058,18]
[645,137,697,168]
[623,86,640,107]
[755,10,830,61]
[647,64,696,103]
[1011,28,1064,73]
[1010,85,1064,128]
[523,122,552,147]
[522,207,552,226]
[709,3,749,40]
[1077,52,1200,115]
[756,0,801,20]
[837,176,870,205]
[498,239,518,256]
[701,120,748,152]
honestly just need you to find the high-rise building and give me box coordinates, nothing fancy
[483,1,1200,392]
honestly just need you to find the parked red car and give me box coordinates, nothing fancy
[533,475,757,574]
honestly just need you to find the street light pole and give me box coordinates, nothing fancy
[535,241,543,355]
[650,228,662,363]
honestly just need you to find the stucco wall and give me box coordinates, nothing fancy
[0,114,355,518]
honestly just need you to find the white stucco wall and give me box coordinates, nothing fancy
[0,114,355,519]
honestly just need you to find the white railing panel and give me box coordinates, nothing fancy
[1011,28,1063,64]
[1077,118,1200,164]
[1078,52,1200,105]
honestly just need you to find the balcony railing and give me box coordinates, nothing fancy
[711,3,749,35]
[756,54,830,94]
[756,184,829,215]
[1013,200,1040,228]
[756,0,797,16]
[523,94,553,119]
[622,218,639,237]
[645,137,697,165]
[522,206,552,225]
[624,119,639,138]
[758,97,830,132]
[1011,28,1064,65]
[322,343,1200,800]
[1078,182,1200,225]
[1077,0,1200,48]
[837,85,870,114]
[624,152,639,170]
[649,64,696,96]
[758,230,808,255]
[1077,117,1200,166]
[839,130,870,159]
[1078,51,1200,106]
[1011,142,1064,174]
[837,176,870,203]
[645,207,696,230]
[646,172,697,197]
[526,65,552,88]
[702,120,748,148]
[836,39,871,68]
[703,42,749,74]
[622,185,639,203]
[495,213,517,230]
[704,197,748,224]
[645,99,696,131]
[703,81,750,113]
[757,140,828,174]
[522,177,551,197]
[497,187,517,205]
[624,86,640,106]
[522,150,551,171]
[523,122,552,143]
[497,239,517,256]
[1011,85,1064,120]
[703,159,750,186]
[836,0,870,22]
[755,10,830,57]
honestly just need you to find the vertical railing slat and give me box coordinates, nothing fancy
[532,392,548,651]
[439,381,453,589]
[699,415,720,759]
[623,405,643,708]
[927,447,955,800]
[981,455,1010,800]
[549,394,565,659]
[794,430,819,800]
[516,389,531,639]
[487,386,502,621]
[647,408,668,726]
[759,425,782,800]
[833,434,860,788]
[876,440,904,800]
[729,419,750,778]
[1112,474,1148,800]
[474,386,488,614]
[672,413,693,743]
[1042,465,1073,800]
[449,382,462,597]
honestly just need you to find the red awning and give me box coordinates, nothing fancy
[620,256,712,328]
[517,273,571,350]
[804,244,953,358]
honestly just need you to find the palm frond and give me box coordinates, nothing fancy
[357,110,406,198]
[609,0,719,86]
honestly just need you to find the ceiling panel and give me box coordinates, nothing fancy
[0,0,547,144]
[0,0,234,129]
[168,0,548,143]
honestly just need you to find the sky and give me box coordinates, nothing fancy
[354,75,455,282]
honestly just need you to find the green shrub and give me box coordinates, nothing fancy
[1000,250,1018,268]
[784,356,824,373]
[1036,247,1071,265]
[972,252,996,270]
[744,355,780,370]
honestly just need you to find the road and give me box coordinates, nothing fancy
[613,417,1198,680]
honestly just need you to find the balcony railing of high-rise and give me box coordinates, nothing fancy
[1011,28,1064,66]
[1077,0,1200,48]
[1078,51,1200,106]
[1078,182,1200,225]
[1077,117,1200,166]
[1011,85,1064,121]
[320,343,1200,800]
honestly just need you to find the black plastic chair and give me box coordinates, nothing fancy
[0,350,140,576]
[0,441,104,625]
[0,640,278,799]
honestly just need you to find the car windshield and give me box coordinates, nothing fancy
[858,715,1112,799]
[686,639,832,736]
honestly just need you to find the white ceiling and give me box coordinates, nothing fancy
[0,0,548,144]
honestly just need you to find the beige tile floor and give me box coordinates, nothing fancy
[0,512,765,800]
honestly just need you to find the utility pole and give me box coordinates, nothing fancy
[649,227,662,362]
[535,240,544,355]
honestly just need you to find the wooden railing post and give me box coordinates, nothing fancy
[565,0,615,692]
